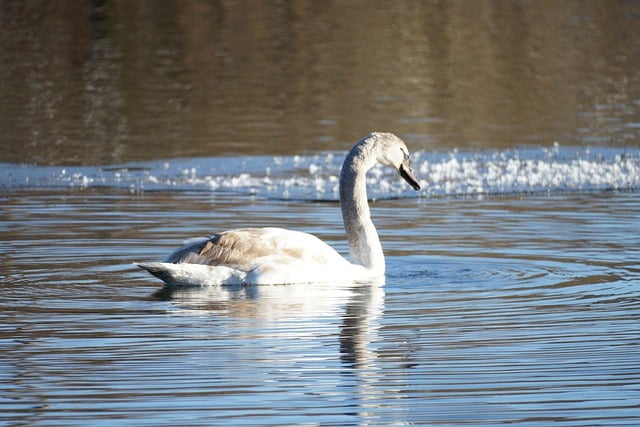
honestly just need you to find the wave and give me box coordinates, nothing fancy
[2,144,639,198]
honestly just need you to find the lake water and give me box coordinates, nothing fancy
[2,1,640,426]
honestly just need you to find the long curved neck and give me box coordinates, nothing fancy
[340,144,385,275]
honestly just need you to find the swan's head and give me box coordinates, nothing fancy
[371,132,421,191]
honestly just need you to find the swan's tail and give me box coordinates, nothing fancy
[135,262,245,286]
[136,262,178,284]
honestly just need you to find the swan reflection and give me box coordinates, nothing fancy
[152,281,378,319]
[152,281,397,421]
[153,281,383,362]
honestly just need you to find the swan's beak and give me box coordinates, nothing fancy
[399,160,421,190]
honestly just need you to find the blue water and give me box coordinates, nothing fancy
[2,150,639,426]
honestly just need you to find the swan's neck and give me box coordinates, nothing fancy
[340,147,385,276]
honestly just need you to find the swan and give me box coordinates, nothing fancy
[137,132,421,286]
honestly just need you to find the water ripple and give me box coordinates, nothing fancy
[2,184,638,426]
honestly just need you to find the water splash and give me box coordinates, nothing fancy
[2,144,639,198]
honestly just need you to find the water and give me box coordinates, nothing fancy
[2,166,639,426]
[2,1,640,426]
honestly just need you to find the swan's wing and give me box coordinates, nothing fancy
[164,227,346,270]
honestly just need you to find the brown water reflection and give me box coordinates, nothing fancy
[1,0,639,165]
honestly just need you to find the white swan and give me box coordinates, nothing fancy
[137,132,421,286]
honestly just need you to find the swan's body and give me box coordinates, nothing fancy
[137,132,420,286]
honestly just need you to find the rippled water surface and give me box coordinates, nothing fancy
[2,183,639,426]
[2,1,640,425]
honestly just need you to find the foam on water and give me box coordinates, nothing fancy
[2,144,639,198]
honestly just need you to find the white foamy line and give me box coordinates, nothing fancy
[3,145,639,197]
[416,146,640,196]
[198,145,640,198]
[187,147,640,198]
